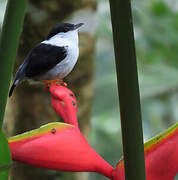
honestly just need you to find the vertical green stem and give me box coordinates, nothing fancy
[109,0,146,180]
[0,0,27,131]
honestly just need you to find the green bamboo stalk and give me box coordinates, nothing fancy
[0,0,27,131]
[109,0,146,180]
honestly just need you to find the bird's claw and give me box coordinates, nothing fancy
[58,80,67,87]
[42,79,67,91]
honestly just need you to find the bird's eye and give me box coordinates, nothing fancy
[64,27,70,33]
[63,25,74,33]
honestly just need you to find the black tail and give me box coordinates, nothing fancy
[8,61,27,97]
[9,83,17,97]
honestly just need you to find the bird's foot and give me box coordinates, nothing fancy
[42,79,67,91]
[57,79,68,87]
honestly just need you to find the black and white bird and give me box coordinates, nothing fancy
[9,23,84,97]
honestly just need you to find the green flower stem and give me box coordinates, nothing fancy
[109,0,146,180]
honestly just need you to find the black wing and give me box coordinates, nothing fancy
[25,43,67,78]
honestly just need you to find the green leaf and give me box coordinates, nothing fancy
[0,131,11,180]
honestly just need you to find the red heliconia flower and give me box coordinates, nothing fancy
[9,84,178,180]
[112,123,178,180]
[8,84,113,179]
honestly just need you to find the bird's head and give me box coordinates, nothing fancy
[46,23,84,40]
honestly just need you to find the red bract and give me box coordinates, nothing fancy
[50,84,78,127]
[112,123,178,180]
[8,84,113,179]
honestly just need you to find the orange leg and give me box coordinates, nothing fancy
[42,79,67,91]
[57,79,68,87]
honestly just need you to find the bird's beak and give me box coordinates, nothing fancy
[73,23,84,30]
